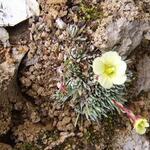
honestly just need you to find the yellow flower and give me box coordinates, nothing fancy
[92,51,127,89]
[134,118,149,135]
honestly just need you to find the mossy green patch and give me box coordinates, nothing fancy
[79,1,103,21]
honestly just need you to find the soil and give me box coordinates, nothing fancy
[0,0,150,150]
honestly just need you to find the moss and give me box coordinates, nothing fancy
[79,1,103,21]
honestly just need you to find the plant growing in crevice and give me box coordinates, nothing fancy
[55,48,149,134]
[56,50,126,121]
[55,22,149,134]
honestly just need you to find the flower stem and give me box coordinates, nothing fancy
[112,99,136,123]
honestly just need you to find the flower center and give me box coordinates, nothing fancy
[104,64,115,76]
[138,121,145,128]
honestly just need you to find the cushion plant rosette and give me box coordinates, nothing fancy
[56,50,149,135]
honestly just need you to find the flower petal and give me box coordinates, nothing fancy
[135,127,146,135]
[101,51,121,64]
[98,76,113,89]
[142,119,149,127]
[113,74,127,85]
[145,122,150,127]
[116,60,127,75]
[92,57,104,75]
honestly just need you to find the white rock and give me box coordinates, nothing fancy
[0,0,40,26]
[56,18,66,29]
[0,27,9,47]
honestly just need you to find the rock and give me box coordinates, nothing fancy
[44,132,74,150]
[62,116,71,125]
[93,0,150,57]
[56,18,66,29]
[66,123,74,131]
[94,19,149,56]
[56,116,72,131]
[46,0,67,4]
[0,47,27,135]
[13,122,45,143]
[112,130,150,150]
[45,123,53,131]
[0,27,10,47]
[0,0,40,26]
[57,121,64,131]
[107,19,148,56]
[144,30,150,40]
[136,54,150,94]
[27,42,37,59]
[0,143,12,150]
[30,111,40,123]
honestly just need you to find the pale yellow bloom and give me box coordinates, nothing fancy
[92,51,127,89]
[134,118,149,135]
